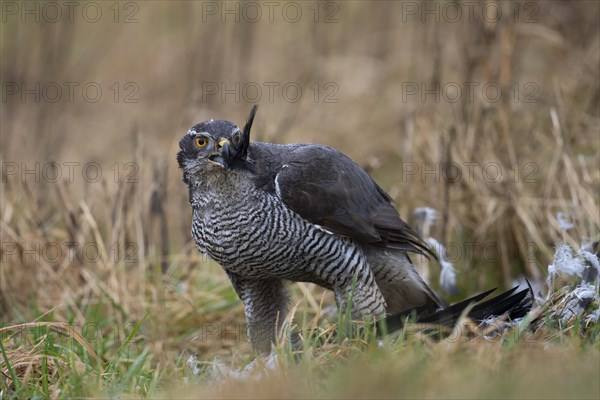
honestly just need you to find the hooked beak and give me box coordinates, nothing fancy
[208,138,234,169]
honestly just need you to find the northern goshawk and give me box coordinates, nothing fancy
[177,106,531,353]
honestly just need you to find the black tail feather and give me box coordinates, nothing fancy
[469,287,531,321]
[418,287,500,324]
[377,286,533,336]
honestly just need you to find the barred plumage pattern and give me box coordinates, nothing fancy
[178,109,533,354]
[190,167,386,311]
[178,116,443,353]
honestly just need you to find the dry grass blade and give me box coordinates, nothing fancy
[1,1,599,398]
[0,322,101,394]
[0,322,100,363]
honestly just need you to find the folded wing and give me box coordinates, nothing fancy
[264,145,434,258]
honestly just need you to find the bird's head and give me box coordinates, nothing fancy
[177,106,257,182]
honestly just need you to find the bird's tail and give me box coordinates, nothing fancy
[379,285,534,335]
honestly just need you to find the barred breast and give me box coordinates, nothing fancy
[191,186,369,287]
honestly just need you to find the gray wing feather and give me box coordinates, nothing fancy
[251,143,434,257]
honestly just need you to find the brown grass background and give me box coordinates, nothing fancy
[1,0,599,358]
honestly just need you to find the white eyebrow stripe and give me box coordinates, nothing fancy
[187,129,213,139]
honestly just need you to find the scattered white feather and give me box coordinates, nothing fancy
[480,316,527,340]
[439,259,458,296]
[556,212,574,231]
[545,242,599,327]
[176,282,188,293]
[558,283,599,324]
[572,284,597,301]
[547,244,586,282]
[580,239,597,253]
[414,207,437,226]
[186,354,200,376]
[426,237,458,295]
[584,308,600,325]
[211,353,278,381]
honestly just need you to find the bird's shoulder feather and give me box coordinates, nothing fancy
[247,142,434,257]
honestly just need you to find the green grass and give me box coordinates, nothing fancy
[1,1,599,398]
[1,289,599,399]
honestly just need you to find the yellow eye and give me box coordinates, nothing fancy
[195,137,208,147]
